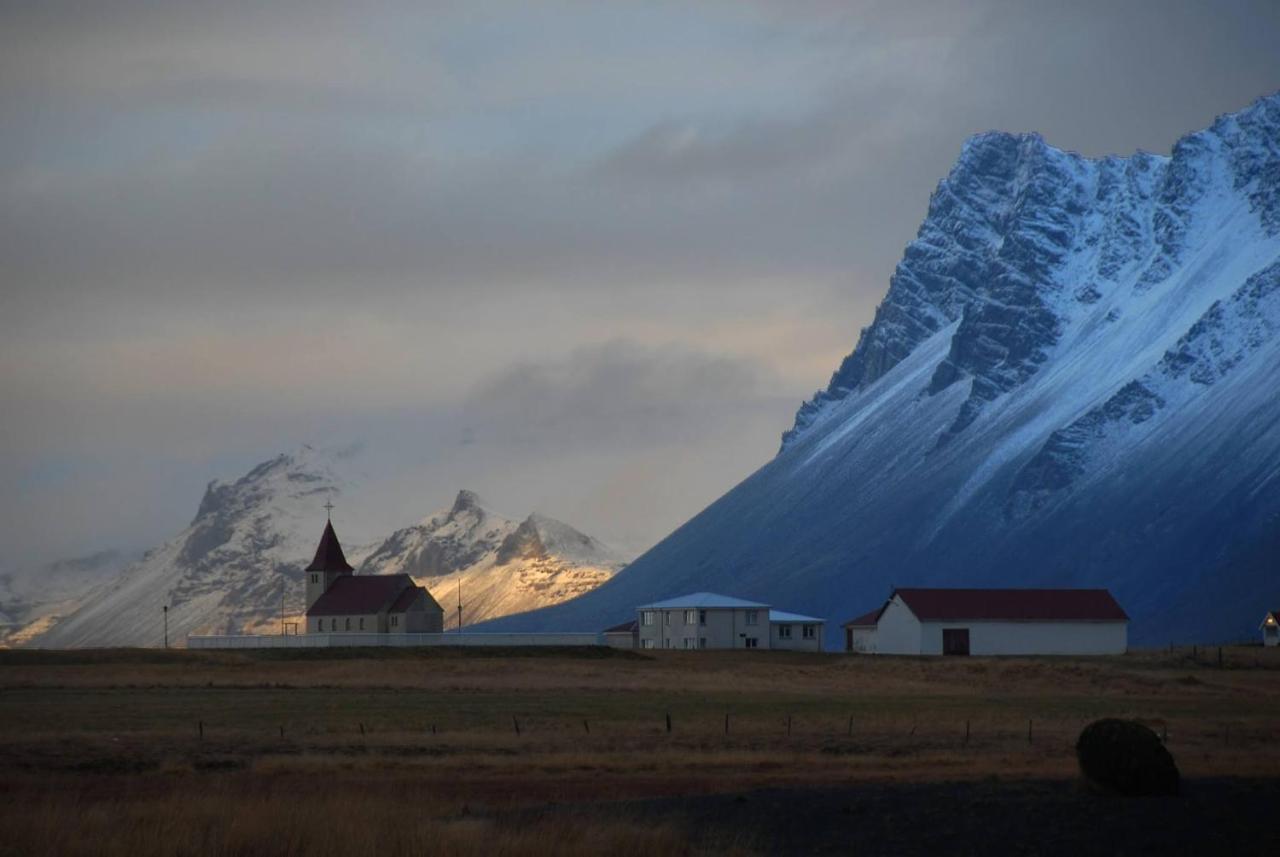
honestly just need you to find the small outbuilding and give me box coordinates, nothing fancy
[842,587,1128,656]
[1262,611,1280,647]
[602,619,639,649]
[842,608,881,653]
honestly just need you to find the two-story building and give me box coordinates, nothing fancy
[635,592,824,651]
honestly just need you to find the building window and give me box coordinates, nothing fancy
[778,624,792,639]
[683,637,695,649]
[699,610,707,625]
[359,617,365,630]
[641,639,654,650]
[641,611,655,626]
[745,610,758,626]
[345,618,351,631]
[699,637,707,649]
[391,615,398,627]
[803,625,816,639]
[662,638,671,649]
[664,612,671,626]
[745,637,758,649]
[310,574,319,584]
[684,609,697,625]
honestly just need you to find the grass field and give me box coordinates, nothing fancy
[1,645,1277,855]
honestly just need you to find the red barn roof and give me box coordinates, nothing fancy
[893,588,1128,622]
[305,520,354,573]
[843,608,884,627]
[307,574,413,616]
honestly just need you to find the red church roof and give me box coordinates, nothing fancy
[893,588,1128,622]
[307,574,414,616]
[306,520,354,573]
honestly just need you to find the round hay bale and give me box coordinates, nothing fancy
[1076,718,1179,796]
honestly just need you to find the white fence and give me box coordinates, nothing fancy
[187,632,604,649]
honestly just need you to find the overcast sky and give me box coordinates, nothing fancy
[2,1,1278,567]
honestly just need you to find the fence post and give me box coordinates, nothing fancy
[965,720,970,745]
[198,720,204,740]
[1028,719,1033,744]
[359,722,365,736]
[513,716,521,736]
[787,715,792,737]
[666,712,672,734]
[1218,647,1223,669]
[847,715,853,737]
[725,713,729,735]
[583,719,590,734]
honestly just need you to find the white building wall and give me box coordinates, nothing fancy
[918,620,1128,655]
[637,607,770,649]
[846,627,876,653]
[873,597,924,654]
[770,622,824,652]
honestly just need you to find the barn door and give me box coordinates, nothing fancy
[942,628,970,656]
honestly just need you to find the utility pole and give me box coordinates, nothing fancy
[456,576,463,632]
[163,604,169,650]
[281,586,286,636]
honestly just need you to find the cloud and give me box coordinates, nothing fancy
[1,0,1278,566]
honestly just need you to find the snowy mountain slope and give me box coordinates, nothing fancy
[23,448,353,648]
[359,491,628,628]
[18,448,628,647]
[481,92,1280,645]
[0,550,137,646]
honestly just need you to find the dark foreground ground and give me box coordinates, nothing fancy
[513,777,1277,856]
[1,645,1276,855]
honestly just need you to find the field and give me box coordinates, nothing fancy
[1,645,1277,855]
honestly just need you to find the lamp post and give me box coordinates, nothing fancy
[163,604,169,650]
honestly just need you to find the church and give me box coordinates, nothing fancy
[304,517,444,634]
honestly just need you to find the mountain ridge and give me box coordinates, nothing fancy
[479,91,1280,644]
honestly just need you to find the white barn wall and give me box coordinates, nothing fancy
[918,620,1127,655]
[874,597,923,654]
[847,627,876,653]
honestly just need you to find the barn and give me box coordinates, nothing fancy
[842,588,1128,656]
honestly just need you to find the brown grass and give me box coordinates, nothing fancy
[0,645,1276,855]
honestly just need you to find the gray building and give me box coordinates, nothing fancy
[635,592,825,651]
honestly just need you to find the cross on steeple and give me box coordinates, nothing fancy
[323,499,335,521]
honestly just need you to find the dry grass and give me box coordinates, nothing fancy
[0,646,1276,855]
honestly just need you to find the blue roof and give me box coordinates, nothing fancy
[769,609,825,624]
[637,592,770,610]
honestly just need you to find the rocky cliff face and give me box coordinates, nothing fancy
[360,492,627,629]
[487,92,1280,645]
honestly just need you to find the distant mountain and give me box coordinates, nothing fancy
[17,449,627,647]
[0,549,138,646]
[481,92,1280,645]
[360,490,628,628]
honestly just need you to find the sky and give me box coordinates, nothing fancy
[2,0,1278,567]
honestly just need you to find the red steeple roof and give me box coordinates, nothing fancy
[305,520,354,573]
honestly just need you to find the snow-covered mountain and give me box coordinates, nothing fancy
[17,448,627,647]
[360,490,628,628]
[0,550,138,646]
[483,92,1280,645]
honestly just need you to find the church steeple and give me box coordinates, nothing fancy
[305,515,353,611]
[306,519,354,574]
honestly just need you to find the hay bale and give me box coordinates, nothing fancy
[1076,718,1179,796]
